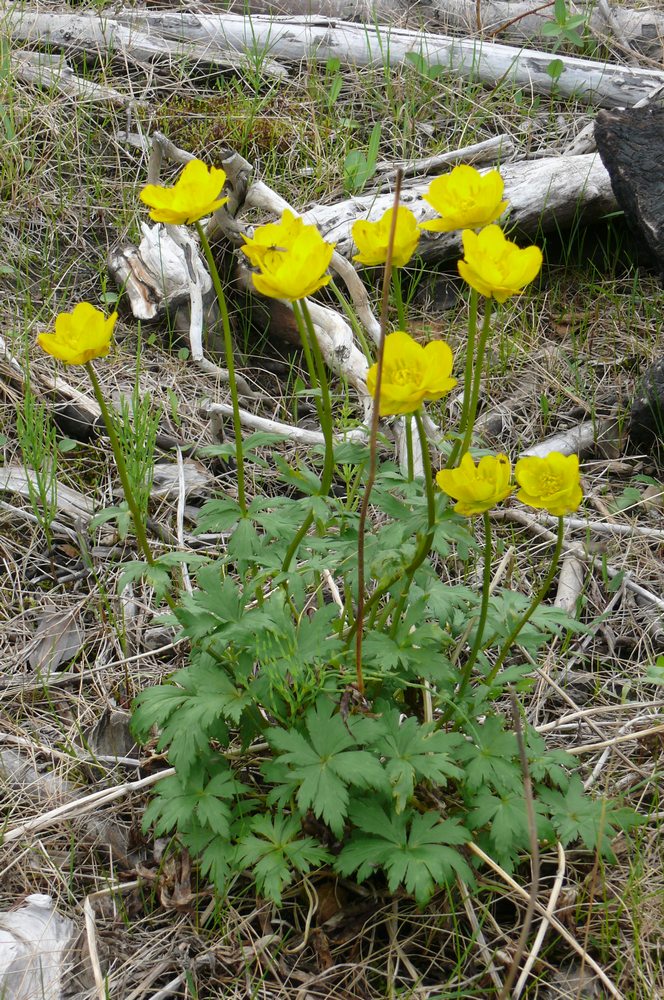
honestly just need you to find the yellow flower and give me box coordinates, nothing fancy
[367,331,457,416]
[352,207,420,268]
[139,159,228,225]
[436,452,513,517]
[420,165,508,233]
[249,222,335,302]
[457,226,543,303]
[241,209,305,267]
[515,452,583,516]
[37,302,117,365]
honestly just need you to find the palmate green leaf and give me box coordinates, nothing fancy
[468,788,555,864]
[142,765,241,838]
[174,571,244,642]
[178,811,255,890]
[432,508,476,561]
[118,559,171,598]
[369,706,464,813]
[337,800,472,905]
[538,777,643,860]
[132,658,249,778]
[456,716,521,794]
[526,731,573,789]
[199,835,237,889]
[236,814,332,905]
[226,517,263,566]
[361,633,402,672]
[131,683,189,741]
[264,697,388,836]
[194,497,242,533]
[294,604,344,664]
[249,496,315,537]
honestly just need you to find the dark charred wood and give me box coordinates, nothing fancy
[629,356,664,456]
[595,107,664,279]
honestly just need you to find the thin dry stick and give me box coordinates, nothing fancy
[513,841,566,998]
[83,894,106,1000]
[467,842,625,1000]
[456,875,505,992]
[487,0,556,38]
[564,723,664,756]
[536,700,664,734]
[2,768,175,842]
[497,689,541,1000]
[84,882,141,1000]
[530,655,648,776]
[354,171,403,696]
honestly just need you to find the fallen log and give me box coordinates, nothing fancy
[11,50,137,105]
[435,0,664,62]
[184,0,664,62]
[1,6,288,79]
[297,152,617,262]
[114,10,664,108]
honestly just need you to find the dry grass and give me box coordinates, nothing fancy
[2,3,664,998]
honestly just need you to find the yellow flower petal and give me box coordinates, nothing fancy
[352,207,420,268]
[458,226,543,301]
[367,331,457,416]
[139,159,228,226]
[515,452,582,516]
[37,302,117,365]
[241,209,305,267]
[249,221,335,302]
[436,452,513,517]
[420,166,508,233]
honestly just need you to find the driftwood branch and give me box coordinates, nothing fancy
[113,10,664,108]
[10,50,137,105]
[303,153,617,262]
[156,0,664,64]
[412,1,664,63]
[1,5,288,79]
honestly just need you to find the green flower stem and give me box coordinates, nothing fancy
[281,510,315,575]
[392,266,407,329]
[405,414,414,481]
[298,299,335,496]
[328,279,374,362]
[354,172,403,695]
[86,363,155,567]
[447,288,478,469]
[484,515,565,687]
[350,408,436,646]
[291,302,321,399]
[442,511,493,720]
[457,297,494,462]
[195,221,247,515]
[279,295,328,571]
[414,408,436,531]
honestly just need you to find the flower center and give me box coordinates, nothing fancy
[539,473,560,495]
[390,362,421,386]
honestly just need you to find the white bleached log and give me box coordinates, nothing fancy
[113,10,664,107]
[0,466,94,522]
[11,50,136,105]
[302,153,617,262]
[148,0,664,62]
[1,6,287,79]
[200,400,368,445]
